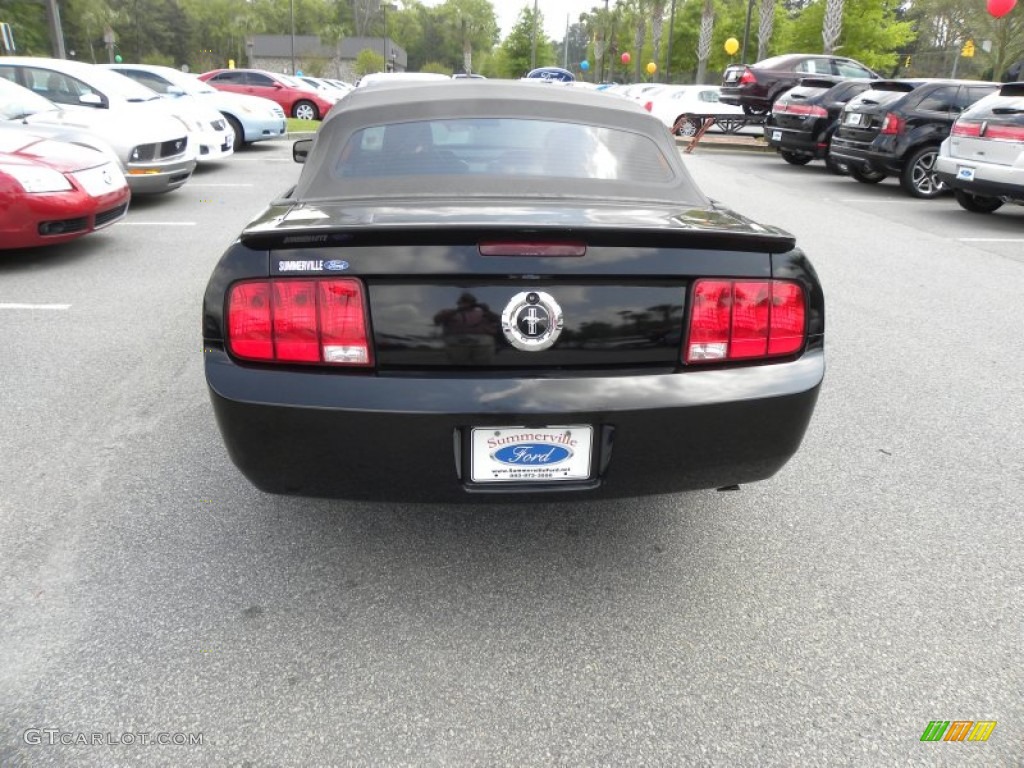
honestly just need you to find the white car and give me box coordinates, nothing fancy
[90,63,234,163]
[104,63,286,152]
[642,84,747,136]
[0,71,194,194]
[357,72,450,87]
[298,75,349,103]
[935,82,1024,214]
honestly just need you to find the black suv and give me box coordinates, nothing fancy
[764,78,874,173]
[721,54,878,115]
[829,79,1000,197]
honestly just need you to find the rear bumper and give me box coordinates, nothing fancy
[828,138,901,174]
[205,345,825,502]
[764,126,825,156]
[935,172,1024,201]
[935,157,1024,200]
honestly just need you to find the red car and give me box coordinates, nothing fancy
[197,69,336,120]
[0,125,130,250]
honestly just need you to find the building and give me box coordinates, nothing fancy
[246,34,407,82]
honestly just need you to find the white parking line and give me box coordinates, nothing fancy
[120,222,197,226]
[186,183,255,188]
[0,303,71,310]
[958,238,1024,243]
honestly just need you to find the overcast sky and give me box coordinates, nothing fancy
[421,1,592,42]
[494,1,592,40]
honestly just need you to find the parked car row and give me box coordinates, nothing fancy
[762,75,1022,208]
[0,57,300,250]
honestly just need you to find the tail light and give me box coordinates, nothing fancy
[880,112,905,135]
[954,120,1024,141]
[227,277,373,366]
[644,101,653,112]
[738,68,756,85]
[773,102,828,118]
[952,120,983,138]
[686,279,806,363]
[981,123,1024,141]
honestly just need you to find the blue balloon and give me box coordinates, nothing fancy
[580,60,590,71]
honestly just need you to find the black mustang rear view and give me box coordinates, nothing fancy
[202,81,825,502]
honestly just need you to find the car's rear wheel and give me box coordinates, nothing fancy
[900,145,946,198]
[675,116,702,137]
[953,189,1003,213]
[224,114,245,151]
[849,165,886,184]
[780,150,813,166]
[292,100,319,120]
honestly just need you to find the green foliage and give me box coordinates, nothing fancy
[777,0,916,72]
[354,47,385,76]
[420,60,454,75]
[496,6,555,78]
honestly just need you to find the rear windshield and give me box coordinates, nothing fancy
[962,93,1024,121]
[849,89,910,109]
[332,118,674,183]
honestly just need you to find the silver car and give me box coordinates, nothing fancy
[935,82,1024,213]
[0,57,196,194]
[105,63,286,152]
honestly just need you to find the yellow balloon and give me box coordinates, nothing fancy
[725,38,740,56]
[646,62,657,75]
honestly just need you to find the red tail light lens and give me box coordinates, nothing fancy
[952,120,983,137]
[227,278,373,366]
[686,279,806,364]
[773,102,828,118]
[983,124,1024,141]
[880,112,905,135]
[644,101,654,112]
[739,68,756,85]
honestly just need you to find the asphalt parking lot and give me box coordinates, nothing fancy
[0,141,1021,766]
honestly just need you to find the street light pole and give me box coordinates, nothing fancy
[740,0,754,64]
[289,0,296,74]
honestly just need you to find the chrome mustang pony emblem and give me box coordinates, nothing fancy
[501,291,564,351]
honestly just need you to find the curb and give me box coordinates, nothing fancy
[675,135,774,154]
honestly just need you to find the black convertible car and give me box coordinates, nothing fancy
[203,81,825,502]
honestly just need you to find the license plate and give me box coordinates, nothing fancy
[771,130,782,142]
[957,165,976,181]
[470,425,593,483]
[72,162,127,197]
[845,112,863,126]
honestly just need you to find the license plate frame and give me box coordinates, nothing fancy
[470,425,593,484]
[771,129,782,142]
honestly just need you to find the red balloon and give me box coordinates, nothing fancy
[987,0,1016,17]
[621,52,631,64]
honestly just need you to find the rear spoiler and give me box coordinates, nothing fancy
[797,77,843,89]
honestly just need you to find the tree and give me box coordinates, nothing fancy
[822,0,843,54]
[695,0,714,83]
[757,0,776,60]
[354,46,385,75]
[777,0,916,73]
[496,6,553,77]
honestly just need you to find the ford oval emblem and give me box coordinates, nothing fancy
[492,443,573,466]
[324,259,349,271]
